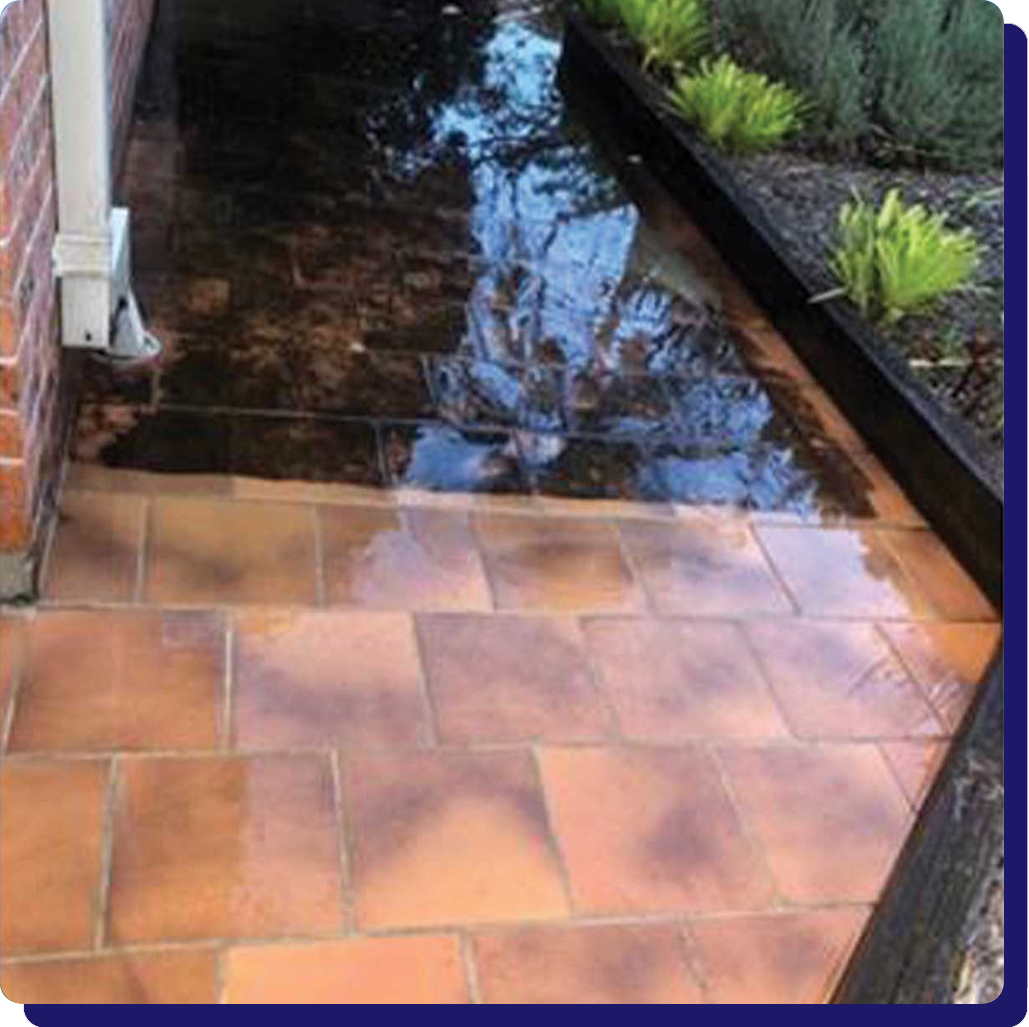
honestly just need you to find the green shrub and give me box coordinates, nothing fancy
[668,55,806,153]
[870,0,1003,169]
[617,0,710,70]
[830,189,980,322]
[581,0,709,70]
[713,0,1004,169]
[714,0,867,148]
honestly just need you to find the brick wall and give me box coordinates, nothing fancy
[0,0,154,590]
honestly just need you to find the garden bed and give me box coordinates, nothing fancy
[559,12,1003,608]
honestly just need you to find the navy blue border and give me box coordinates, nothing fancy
[19,13,1024,1023]
[992,20,1026,1027]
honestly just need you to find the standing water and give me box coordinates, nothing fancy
[75,0,875,516]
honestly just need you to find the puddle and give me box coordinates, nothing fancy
[77,0,876,516]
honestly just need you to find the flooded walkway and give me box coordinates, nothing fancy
[0,0,1001,1005]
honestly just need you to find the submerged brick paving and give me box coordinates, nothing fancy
[0,0,1003,1006]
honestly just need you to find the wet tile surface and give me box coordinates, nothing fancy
[755,526,932,618]
[419,614,610,743]
[539,746,773,914]
[475,514,644,612]
[320,506,492,610]
[8,0,1004,1006]
[108,756,342,943]
[68,0,889,523]
[223,936,468,1004]
[146,498,318,605]
[233,611,428,748]
[718,745,910,903]
[743,621,943,740]
[9,611,225,753]
[880,621,1001,730]
[583,619,788,741]
[43,492,146,602]
[343,749,570,928]
[688,909,866,1004]
[474,924,702,1004]
[620,517,792,616]
[0,761,108,954]
[0,952,219,1005]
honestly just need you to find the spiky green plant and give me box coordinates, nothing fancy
[617,0,710,70]
[667,56,806,153]
[714,0,867,148]
[831,189,981,322]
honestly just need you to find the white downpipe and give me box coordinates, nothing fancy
[47,0,158,360]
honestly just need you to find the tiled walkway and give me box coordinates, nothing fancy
[0,464,1000,1003]
[0,0,1002,1006]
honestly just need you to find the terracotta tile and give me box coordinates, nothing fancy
[755,526,932,618]
[882,529,998,620]
[343,750,569,928]
[0,951,219,1004]
[880,740,948,809]
[9,611,225,753]
[233,610,427,748]
[474,924,702,1004]
[64,464,236,499]
[532,496,676,521]
[108,756,342,943]
[474,515,644,612]
[733,324,814,384]
[718,744,910,903]
[146,499,317,605]
[0,612,26,718]
[321,506,492,611]
[842,450,925,527]
[583,619,788,741]
[743,620,942,739]
[44,491,145,602]
[538,747,772,915]
[689,908,867,1003]
[620,519,791,617]
[0,761,108,954]
[418,614,610,743]
[880,621,1001,730]
[223,936,468,1004]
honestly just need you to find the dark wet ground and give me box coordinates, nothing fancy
[76,0,880,515]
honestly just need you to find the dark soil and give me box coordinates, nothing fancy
[727,152,1004,475]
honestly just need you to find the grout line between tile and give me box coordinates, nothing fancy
[747,522,803,616]
[221,619,235,750]
[134,499,152,604]
[92,757,121,949]
[459,933,484,1005]
[528,745,577,917]
[676,921,712,1002]
[0,731,956,766]
[872,620,953,734]
[574,618,625,745]
[0,641,28,757]
[734,621,801,741]
[611,521,654,615]
[1,900,879,966]
[34,492,63,602]
[874,740,920,813]
[329,750,358,935]
[410,617,441,747]
[704,743,784,910]
[312,506,327,608]
[215,946,228,1005]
